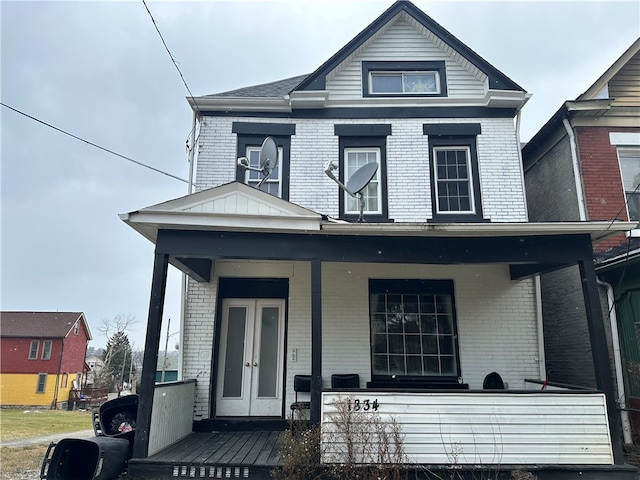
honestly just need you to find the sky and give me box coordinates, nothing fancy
[1,0,639,350]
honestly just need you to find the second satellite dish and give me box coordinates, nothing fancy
[236,136,278,189]
[324,160,378,222]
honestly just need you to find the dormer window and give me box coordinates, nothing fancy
[363,61,447,98]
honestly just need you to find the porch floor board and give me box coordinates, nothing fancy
[127,431,282,479]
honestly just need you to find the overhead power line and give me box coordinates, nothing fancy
[1,102,195,186]
[141,0,201,116]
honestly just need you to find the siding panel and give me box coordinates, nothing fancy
[321,392,613,465]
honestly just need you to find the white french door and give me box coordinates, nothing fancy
[216,299,285,417]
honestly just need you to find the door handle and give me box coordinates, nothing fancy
[245,362,250,367]
[253,362,258,367]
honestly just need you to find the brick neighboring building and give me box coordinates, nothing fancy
[0,311,92,408]
[523,38,640,442]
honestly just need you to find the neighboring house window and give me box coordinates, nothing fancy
[424,124,484,222]
[232,122,295,201]
[41,341,52,360]
[617,147,640,221]
[29,340,39,360]
[61,373,68,388]
[363,61,447,98]
[36,374,47,394]
[335,124,391,222]
[73,322,79,335]
[369,279,460,382]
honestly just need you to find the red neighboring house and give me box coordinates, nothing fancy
[0,311,92,408]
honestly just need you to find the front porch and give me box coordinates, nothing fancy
[126,385,639,480]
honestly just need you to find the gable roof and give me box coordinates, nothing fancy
[1,311,92,340]
[577,37,640,101]
[523,37,640,163]
[120,181,323,244]
[293,0,524,93]
[207,74,309,99]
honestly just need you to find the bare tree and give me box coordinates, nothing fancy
[96,314,138,391]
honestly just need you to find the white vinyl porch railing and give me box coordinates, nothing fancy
[321,391,614,466]
[148,379,196,456]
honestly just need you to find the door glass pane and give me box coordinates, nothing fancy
[222,307,247,398]
[258,306,279,398]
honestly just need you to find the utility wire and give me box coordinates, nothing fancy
[1,102,195,186]
[142,0,201,120]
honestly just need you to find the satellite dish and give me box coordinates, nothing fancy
[324,161,378,222]
[347,162,378,195]
[236,136,278,190]
[260,136,278,175]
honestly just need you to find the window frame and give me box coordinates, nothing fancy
[616,146,640,222]
[368,279,462,385]
[342,147,383,216]
[243,145,284,198]
[41,340,52,360]
[432,145,476,215]
[29,340,39,360]
[335,124,391,222]
[73,322,79,335]
[36,373,47,394]
[362,61,447,98]
[424,124,485,222]
[232,122,294,201]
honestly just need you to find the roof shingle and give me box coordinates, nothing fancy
[205,74,309,98]
[1,311,88,338]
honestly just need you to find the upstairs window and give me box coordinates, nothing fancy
[233,122,294,201]
[618,147,640,221]
[335,124,391,222]
[42,341,52,360]
[424,124,485,222]
[73,321,79,335]
[29,340,39,360]
[371,71,440,95]
[363,61,447,98]
[244,145,283,197]
[433,146,475,214]
[344,148,381,216]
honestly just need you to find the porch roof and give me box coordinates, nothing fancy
[120,181,636,244]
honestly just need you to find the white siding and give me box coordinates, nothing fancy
[149,380,196,455]
[196,116,527,223]
[321,392,614,465]
[326,18,486,102]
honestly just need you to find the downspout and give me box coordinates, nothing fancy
[597,278,633,445]
[562,117,587,221]
[179,111,198,380]
[534,276,546,380]
[52,339,64,410]
[515,108,529,221]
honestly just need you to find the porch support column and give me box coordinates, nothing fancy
[133,251,169,458]
[579,257,624,464]
[310,258,322,425]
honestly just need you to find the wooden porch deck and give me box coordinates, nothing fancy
[127,430,282,479]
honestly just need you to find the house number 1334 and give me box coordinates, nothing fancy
[348,398,379,412]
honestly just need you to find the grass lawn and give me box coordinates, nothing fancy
[0,408,93,441]
[0,442,49,479]
[0,409,95,479]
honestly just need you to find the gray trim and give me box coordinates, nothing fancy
[334,124,392,137]
[423,123,482,136]
[231,122,296,136]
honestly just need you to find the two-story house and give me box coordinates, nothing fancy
[0,311,92,408]
[120,2,637,478]
[523,38,640,444]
